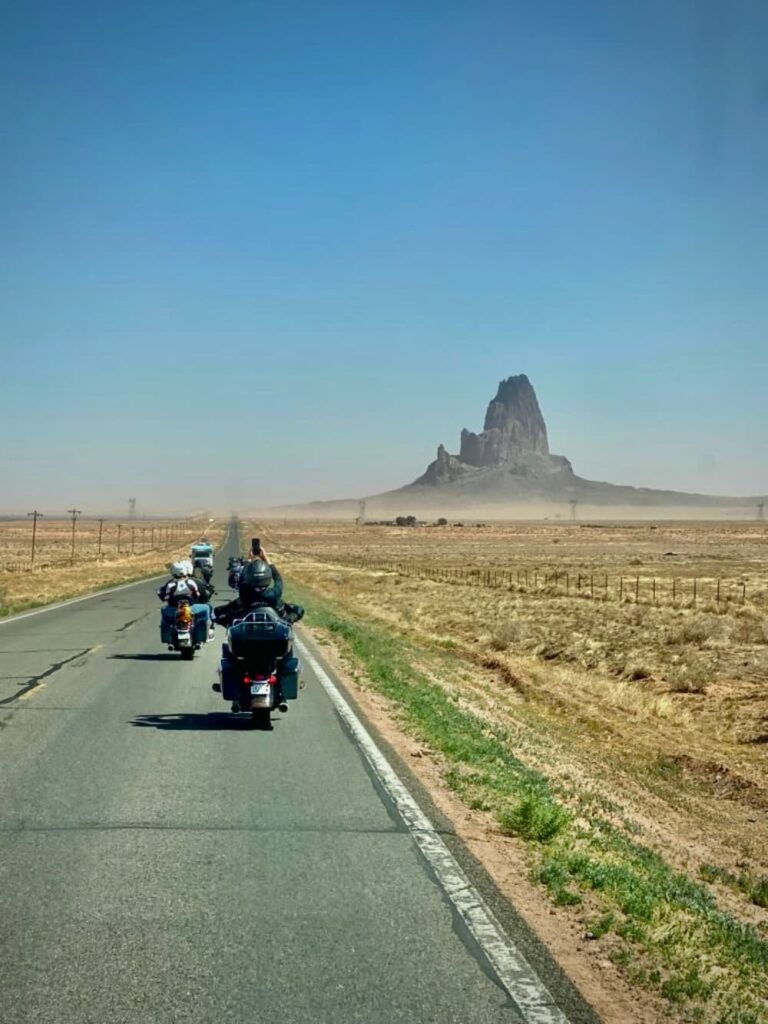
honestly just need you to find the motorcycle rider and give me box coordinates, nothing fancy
[213,559,286,627]
[191,563,217,638]
[213,559,303,714]
[157,562,212,645]
[192,555,214,584]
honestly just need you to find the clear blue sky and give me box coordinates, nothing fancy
[1,0,766,512]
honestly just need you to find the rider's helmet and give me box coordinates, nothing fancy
[170,561,186,578]
[181,559,194,576]
[239,559,273,603]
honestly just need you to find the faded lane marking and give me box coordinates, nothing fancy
[296,637,571,1024]
[19,683,47,701]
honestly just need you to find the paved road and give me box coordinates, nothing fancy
[0,529,598,1024]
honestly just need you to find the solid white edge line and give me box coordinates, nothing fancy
[0,526,230,628]
[0,573,168,627]
[295,636,571,1024]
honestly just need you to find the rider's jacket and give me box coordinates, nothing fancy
[214,564,293,626]
[157,578,202,607]
[213,590,282,627]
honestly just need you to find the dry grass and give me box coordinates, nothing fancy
[246,516,768,1021]
[0,516,227,616]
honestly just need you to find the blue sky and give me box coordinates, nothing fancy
[1,0,766,511]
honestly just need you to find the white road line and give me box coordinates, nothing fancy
[295,637,571,1024]
[0,528,231,628]
[0,574,168,627]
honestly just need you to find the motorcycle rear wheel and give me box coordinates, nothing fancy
[250,707,272,730]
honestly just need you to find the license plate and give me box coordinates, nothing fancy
[176,631,191,643]
[250,682,271,696]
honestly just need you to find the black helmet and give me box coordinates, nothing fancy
[239,559,273,600]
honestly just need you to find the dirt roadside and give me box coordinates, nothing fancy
[300,623,662,1024]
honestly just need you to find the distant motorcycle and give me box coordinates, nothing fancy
[212,607,302,728]
[192,555,214,584]
[227,557,246,590]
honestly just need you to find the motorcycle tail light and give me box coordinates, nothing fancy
[177,606,193,625]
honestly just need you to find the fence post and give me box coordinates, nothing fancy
[672,578,677,602]
[716,579,720,607]
[652,578,656,603]
[117,524,122,553]
[693,578,697,606]
[742,582,746,605]
[635,576,640,602]
[619,576,623,599]
[97,518,104,557]
[590,575,594,598]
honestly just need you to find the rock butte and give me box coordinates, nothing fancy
[268,374,767,518]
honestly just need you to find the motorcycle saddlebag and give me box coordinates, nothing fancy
[219,658,241,701]
[280,655,301,700]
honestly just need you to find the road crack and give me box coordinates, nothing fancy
[0,647,94,707]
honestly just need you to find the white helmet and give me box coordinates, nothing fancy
[181,559,194,576]
[170,562,186,578]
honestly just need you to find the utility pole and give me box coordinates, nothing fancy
[27,510,43,568]
[357,499,367,528]
[97,518,104,557]
[128,498,136,519]
[758,501,765,522]
[117,523,122,553]
[67,508,82,565]
[569,497,578,522]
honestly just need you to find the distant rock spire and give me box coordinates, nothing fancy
[459,374,549,467]
[414,373,571,486]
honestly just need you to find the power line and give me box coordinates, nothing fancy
[27,510,43,568]
[67,508,82,565]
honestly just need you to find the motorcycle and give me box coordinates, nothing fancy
[212,607,302,728]
[192,555,214,584]
[168,598,198,660]
[227,557,245,590]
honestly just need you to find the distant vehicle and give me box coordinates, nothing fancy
[192,555,214,583]
[227,556,246,590]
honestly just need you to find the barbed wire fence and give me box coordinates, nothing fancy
[263,531,753,611]
[348,559,751,610]
[0,514,214,573]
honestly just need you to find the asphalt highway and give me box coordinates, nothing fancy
[0,529,600,1024]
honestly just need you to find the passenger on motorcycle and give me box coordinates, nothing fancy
[157,562,213,645]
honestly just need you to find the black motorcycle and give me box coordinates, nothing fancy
[213,607,302,728]
[227,557,246,590]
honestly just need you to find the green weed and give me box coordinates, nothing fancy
[498,794,570,843]
[286,578,768,1023]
